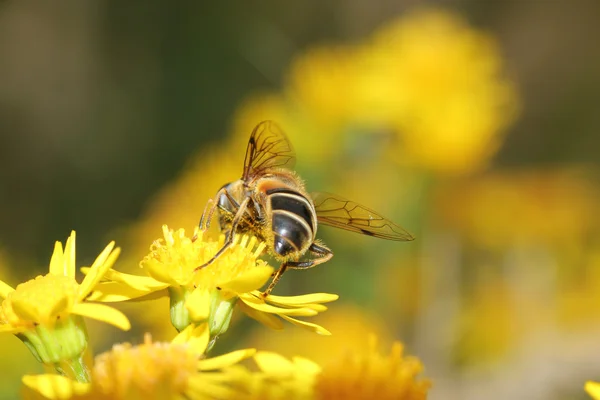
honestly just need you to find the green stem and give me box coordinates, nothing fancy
[53,351,92,383]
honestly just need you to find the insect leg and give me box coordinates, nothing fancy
[194,196,251,272]
[262,263,288,298]
[198,198,215,231]
[199,187,228,231]
[261,243,333,297]
[285,242,333,270]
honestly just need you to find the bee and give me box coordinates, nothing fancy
[196,121,414,296]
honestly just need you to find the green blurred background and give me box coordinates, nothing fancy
[1,1,599,399]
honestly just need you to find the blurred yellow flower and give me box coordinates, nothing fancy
[557,249,600,328]
[370,9,518,175]
[287,45,358,131]
[586,381,600,400]
[282,8,518,175]
[454,279,518,364]
[242,304,393,366]
[0,231,129,382]
[226,334,430,400]
[22,325,256,400]
[224,351,320,400]
[90,226,337,338]
[314,335,430,400]
[434,168,599,249]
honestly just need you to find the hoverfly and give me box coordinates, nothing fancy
[196,121,414,296]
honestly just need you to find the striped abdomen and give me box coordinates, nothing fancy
[267,189,317,257]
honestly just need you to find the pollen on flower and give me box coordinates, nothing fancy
[2,275,78,328]
[140,226,268,290]
[195,234,268,290]
[93,333,197,398]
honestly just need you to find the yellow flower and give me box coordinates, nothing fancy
[368,9,519,175]
[0,231,130,382]
[282,8,518,176]
[224,335,430,399]
[89,226,337,340]
[434,168,598,250]
[22,324,256,400]
[0,251,45,400]
[286,45,358,131]
[314,335,430,400]
[586,381,600,399]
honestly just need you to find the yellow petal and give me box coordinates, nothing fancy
[63,231,77,279]
[198,348,256,371]
[240,294,317,316]
[144,257,182,286]
[254,351,294,376]
[11,300,40,322]
[586,381,600,399]
[12,293,69,322]
[0,279,14,299]
[280,315,331,335]
[264,292,339,305]
[22,374,90,399]
[86,282,166,302]
[187,376,242,400]
[186,288,211,321]
[218,265,274,294]
[302,303,328,312]
[191,370,239,383]
[82,267,167,292]
[48,241,65,276]
[173,323,209,356]
[71,302,130,331]
[0,324,26,334]
[77,244,118,301]
[237,300,284,330]
[292,356,322,375]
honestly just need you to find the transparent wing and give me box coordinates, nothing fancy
[311,192,414,241]
[242,121,296,180]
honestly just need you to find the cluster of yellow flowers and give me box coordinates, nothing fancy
[1,228,430,399]
[230,8,518,177]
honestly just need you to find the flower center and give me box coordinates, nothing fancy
[140,227,266,289]
[93,334,197,399]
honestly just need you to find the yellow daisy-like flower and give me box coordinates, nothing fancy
[0,231,130,382]
[222,335,430,400]
[22,324,256,400]
[314,335,431,399]
[367,9,519,175]
[88,226,337,341]
[283,7,518,176]
[586,381,600,400]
